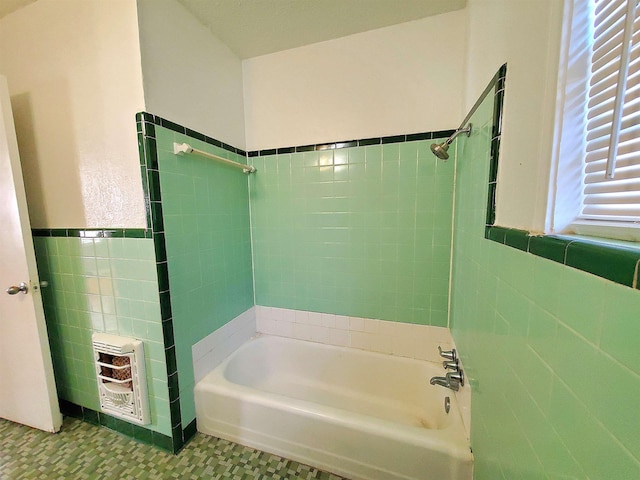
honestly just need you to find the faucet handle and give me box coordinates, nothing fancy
[438,346,457,362]
[446,369,464,387]
[443,359,459,371]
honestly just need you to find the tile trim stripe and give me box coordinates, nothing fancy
[31,228,151,238]
[476,64,640,290]
[247,129,457,157]
[485,226,640,289]
[461,63,507,128]
[138,111,246,157]
[58,399,179,453]
[137,112,192,453]
[138,110,457,160]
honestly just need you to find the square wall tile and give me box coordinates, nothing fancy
[34,236,170,437]
[251,140,454,326]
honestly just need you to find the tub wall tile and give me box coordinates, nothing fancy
[250,137,455,327]
[191,307,256,383]
[255,305,454,363]
[450,71,640,478]
[154,125,255,428]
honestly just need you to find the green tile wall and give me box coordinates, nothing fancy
[450,87,640,478]
[249,140,455,326]
[33,236,172,437]
[154,126,254,427]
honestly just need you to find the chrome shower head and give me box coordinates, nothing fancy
[430,142,451,160]
[430,123,472,160]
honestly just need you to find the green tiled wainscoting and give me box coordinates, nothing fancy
[30,114,250,453]
[450,65,640,478]
[137,113,254,435]
[33,233,174,450]
[155,125,254,427]
[249,134,456,326]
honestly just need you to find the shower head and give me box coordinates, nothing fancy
[430,123,472,160]
[430,142,451,160]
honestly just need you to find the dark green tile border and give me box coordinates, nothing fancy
[565,239,639,287]
[137,111,187,453]
[32,228,151,238]
[247,129,457,157]
[132,111,464,451]
[138,111,246,157]
[477,64,640,291]
[58,400,181,453]
[136,111,210,454]
[485,226,640,289]
[529,235,569,264]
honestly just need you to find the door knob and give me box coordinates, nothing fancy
[6,282,28,295]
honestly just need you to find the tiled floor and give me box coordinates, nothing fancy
[0,417,346,479]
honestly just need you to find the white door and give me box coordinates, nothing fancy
[0,75,61,432]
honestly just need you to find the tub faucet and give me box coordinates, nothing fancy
[430,375,451,388]
[430,374,460,392]
[429,369,464,392]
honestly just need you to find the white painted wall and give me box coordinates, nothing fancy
[137,0,246,150]
[464,0,565,232]
[243,11,468,151]
[0,0,147,229]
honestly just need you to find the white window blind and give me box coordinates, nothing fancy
[582,0,640,224]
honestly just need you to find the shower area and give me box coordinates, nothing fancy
[129,4,497,461]
[137,110,464,414]
[139,110,481,479]
[132,50,495,479]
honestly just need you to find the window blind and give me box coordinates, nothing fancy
[583,0,640,223]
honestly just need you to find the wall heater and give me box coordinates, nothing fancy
[92,333,150,425]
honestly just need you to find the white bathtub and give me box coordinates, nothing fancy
[194,335,472,480]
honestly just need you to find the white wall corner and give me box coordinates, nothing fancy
[137,0,246,150]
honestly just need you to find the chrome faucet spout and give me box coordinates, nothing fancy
[429,376,449,387]
[429,375,460,391]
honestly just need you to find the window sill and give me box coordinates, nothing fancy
[485,225,640,290]
[475,64,639,290]
[569,220,640,243]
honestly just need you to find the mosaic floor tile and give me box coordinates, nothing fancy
[0,417,346,480]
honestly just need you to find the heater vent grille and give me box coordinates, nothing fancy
[92,333,150,425]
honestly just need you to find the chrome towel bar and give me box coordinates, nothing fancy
[173,142,256,174]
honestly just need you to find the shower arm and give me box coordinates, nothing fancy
[444,124,472,146]
[430,123,473,160]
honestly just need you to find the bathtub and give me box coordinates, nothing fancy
[194,335,472,480]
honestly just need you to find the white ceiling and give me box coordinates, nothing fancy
[0,0,468,60]
[177,0,467,59]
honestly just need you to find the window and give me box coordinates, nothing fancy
[550,0,640,241]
